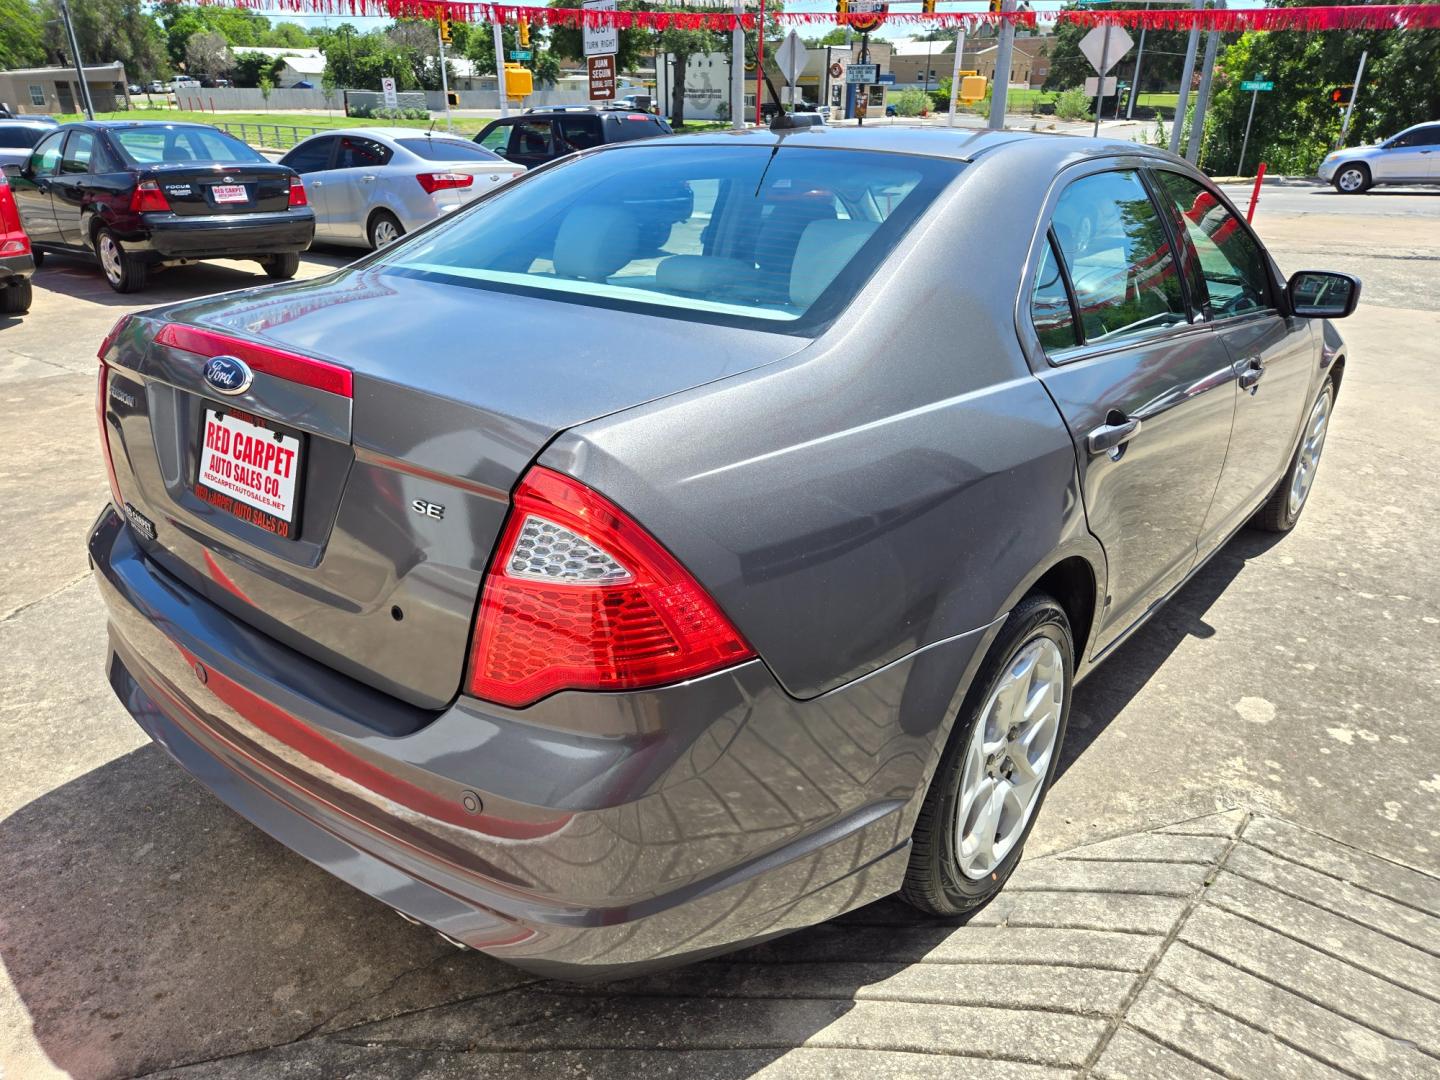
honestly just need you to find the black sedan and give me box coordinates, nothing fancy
[3,121,314,292]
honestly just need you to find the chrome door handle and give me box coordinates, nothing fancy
[1087,416,1142,455]
[360,175,376,182]
[1237,359,1264,390]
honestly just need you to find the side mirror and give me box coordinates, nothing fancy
[1287,270,1361,319]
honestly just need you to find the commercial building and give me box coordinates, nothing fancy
[0,63,129,115]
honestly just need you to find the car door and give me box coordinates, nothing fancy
[324,135,393,242]
[1150,167,1316,556]
[1372,127,1434,182]
[556,115,604,154]
[10,128,64,247]
[1412,124,1440,178]
[278,135,338,236]
[1024,165,1239,656]
[503,119,557,169]
[49,127,100,245]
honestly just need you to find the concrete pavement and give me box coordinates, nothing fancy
[1,182,1438,1079]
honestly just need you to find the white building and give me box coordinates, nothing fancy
[232,47,327,87]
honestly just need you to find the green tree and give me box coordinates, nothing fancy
[1,0,46,69]
[231,50,285,89]
[464,24,562,89]
[155,3,268,70]
[546,0,648,72]
[263,22,313,49]
[1042,6,1197,97]
[185,30,234,78]
[320,26,414,92]
[43,0,169,82]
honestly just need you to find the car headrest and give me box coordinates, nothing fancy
[790,219,878,309]
[553,204,639,282]
[655,255,754,298]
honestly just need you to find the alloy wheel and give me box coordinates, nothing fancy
[955,636,1065,880]
[1289,389,1331,516]
[1337,168,1366,193]
[372,218,401,248]
[99,233,123,285]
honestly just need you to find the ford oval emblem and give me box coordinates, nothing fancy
[203,355,253,396]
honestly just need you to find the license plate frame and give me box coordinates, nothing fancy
[194,407,304,540]
[211,183,248,205]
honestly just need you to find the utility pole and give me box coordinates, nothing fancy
[492,17,508,118]
[56,0,95,120]
[1091,24,1113,138]
[858,30,869,126]
[1126,26,1146,120]
[1169,0,1202,153]
[755,0,767,125]
[437,26,453,133]
[731,0,745,128]
[988,0,1016,131]
[1338,49,1367,147]
[946,29,966,128]
[1185,29,1219,163]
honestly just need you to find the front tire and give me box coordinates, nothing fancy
[1253,379,1334,533]
[263,252,300,280]
[0,278,31,314]
[96,228,148,293]
[901,593,1073,916]
[1333,164,1370,194]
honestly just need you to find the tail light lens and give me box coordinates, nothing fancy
[0,184,29,254]
[287,175,307,207]
[96,315,133,509]
[129,179,170,213]
[467,467,754,707]
[416,172,474,194]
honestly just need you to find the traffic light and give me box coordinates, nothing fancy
[519,17,530,48]
[836,1,848,14]
[989,0,1004,12]
[922,0,936,12]
[437,10,452,45]
[1329,85,1353,105]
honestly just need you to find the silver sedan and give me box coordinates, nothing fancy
[278,127,525,249]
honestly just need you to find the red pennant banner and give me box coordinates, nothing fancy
[192,1,1440,33]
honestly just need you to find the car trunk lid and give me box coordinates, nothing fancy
[100,266,805,709]
[145,163,294,216]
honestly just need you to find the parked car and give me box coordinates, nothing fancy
[279,128,524,249]
[5,121,314,292]
[0,170,34,314]
[0,120,55,169]
[475,107,672,169]
[1319,120,1440,193]
[90,126,1357,980]
[147,81,166,95]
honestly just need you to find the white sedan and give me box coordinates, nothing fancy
[1318,121,1440,194]
[279,128,526,249]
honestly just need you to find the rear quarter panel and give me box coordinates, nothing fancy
[542,154,1100,702]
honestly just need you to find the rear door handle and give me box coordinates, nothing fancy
[1087,416,1142,455]
[360,175,376,182]
[1237,358,1264,390]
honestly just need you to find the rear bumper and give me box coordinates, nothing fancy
[89,505,983,979]
[0,250,33,283]
[137,209,315,260]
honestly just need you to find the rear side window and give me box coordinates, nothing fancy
[1030,233,1079,352]
[557,116,603,151]
[0,125,44,149]
[282,136,335,174]
[1049,170,1188,347]
[1152,170,1271,318]
[399,138,503,162]
[381,144,958,334]
[113,127,266,165]
[607,114,667,142]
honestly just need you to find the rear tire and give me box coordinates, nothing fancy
[0,278,31,314]
[263,252,300,280]
[901,593,1073,917]
[1333,164,1370,194]
[1253,379,1334,533]
[368,211,403,250]
[96,228,148,293]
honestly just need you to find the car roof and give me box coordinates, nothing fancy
[651,123,1185,167]
[78,120,231,133]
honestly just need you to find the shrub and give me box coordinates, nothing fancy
[892,89,930,117]
[1054,87,1091,122]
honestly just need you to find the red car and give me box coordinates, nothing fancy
[0,169,33,314]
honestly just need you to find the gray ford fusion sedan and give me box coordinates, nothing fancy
[90,124,1359,979]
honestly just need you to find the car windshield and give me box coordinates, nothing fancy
[399,138,504,162]
[0,125,45,149]
[379,144,959,333]
[111,126,266,165]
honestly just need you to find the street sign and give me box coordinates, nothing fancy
[582,0,618,58]
[380,76,398,109]
[1079,25,1133,75]
[776,30,809,87]
[510,50,533,61]
[845,63,880,85]
[1240,80,1274,92]
[587,54,617,101]
[1084,76,1118,97]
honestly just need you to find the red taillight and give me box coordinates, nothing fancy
[467,467,754,707]
[129,179,170,214]
[96,315,133,509]
[154,323,353,398]
[287,175,307,207]
[0,184,29,255]
[416,171,474,194]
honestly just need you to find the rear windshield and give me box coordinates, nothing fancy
[111,126,266,165]
[399,138,504,162]
[0,125,45,149]
[379,144,959,334]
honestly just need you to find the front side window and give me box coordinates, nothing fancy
[476,124,510,152]
[1153,170,1271,319]
[337,136,391,169]
[281,136,336,174]
[380,145,957,334]
[28,130,64,176]
[509,120,554,157]
[1050,169,1188,346]
[60,130,95,174]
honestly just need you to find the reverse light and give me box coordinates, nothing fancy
[416,171,474,194]
[0,238,28,256]
[129,179,170,213]
[467,467,754,707]
[287,175,308,207]
[96,315,133,509]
